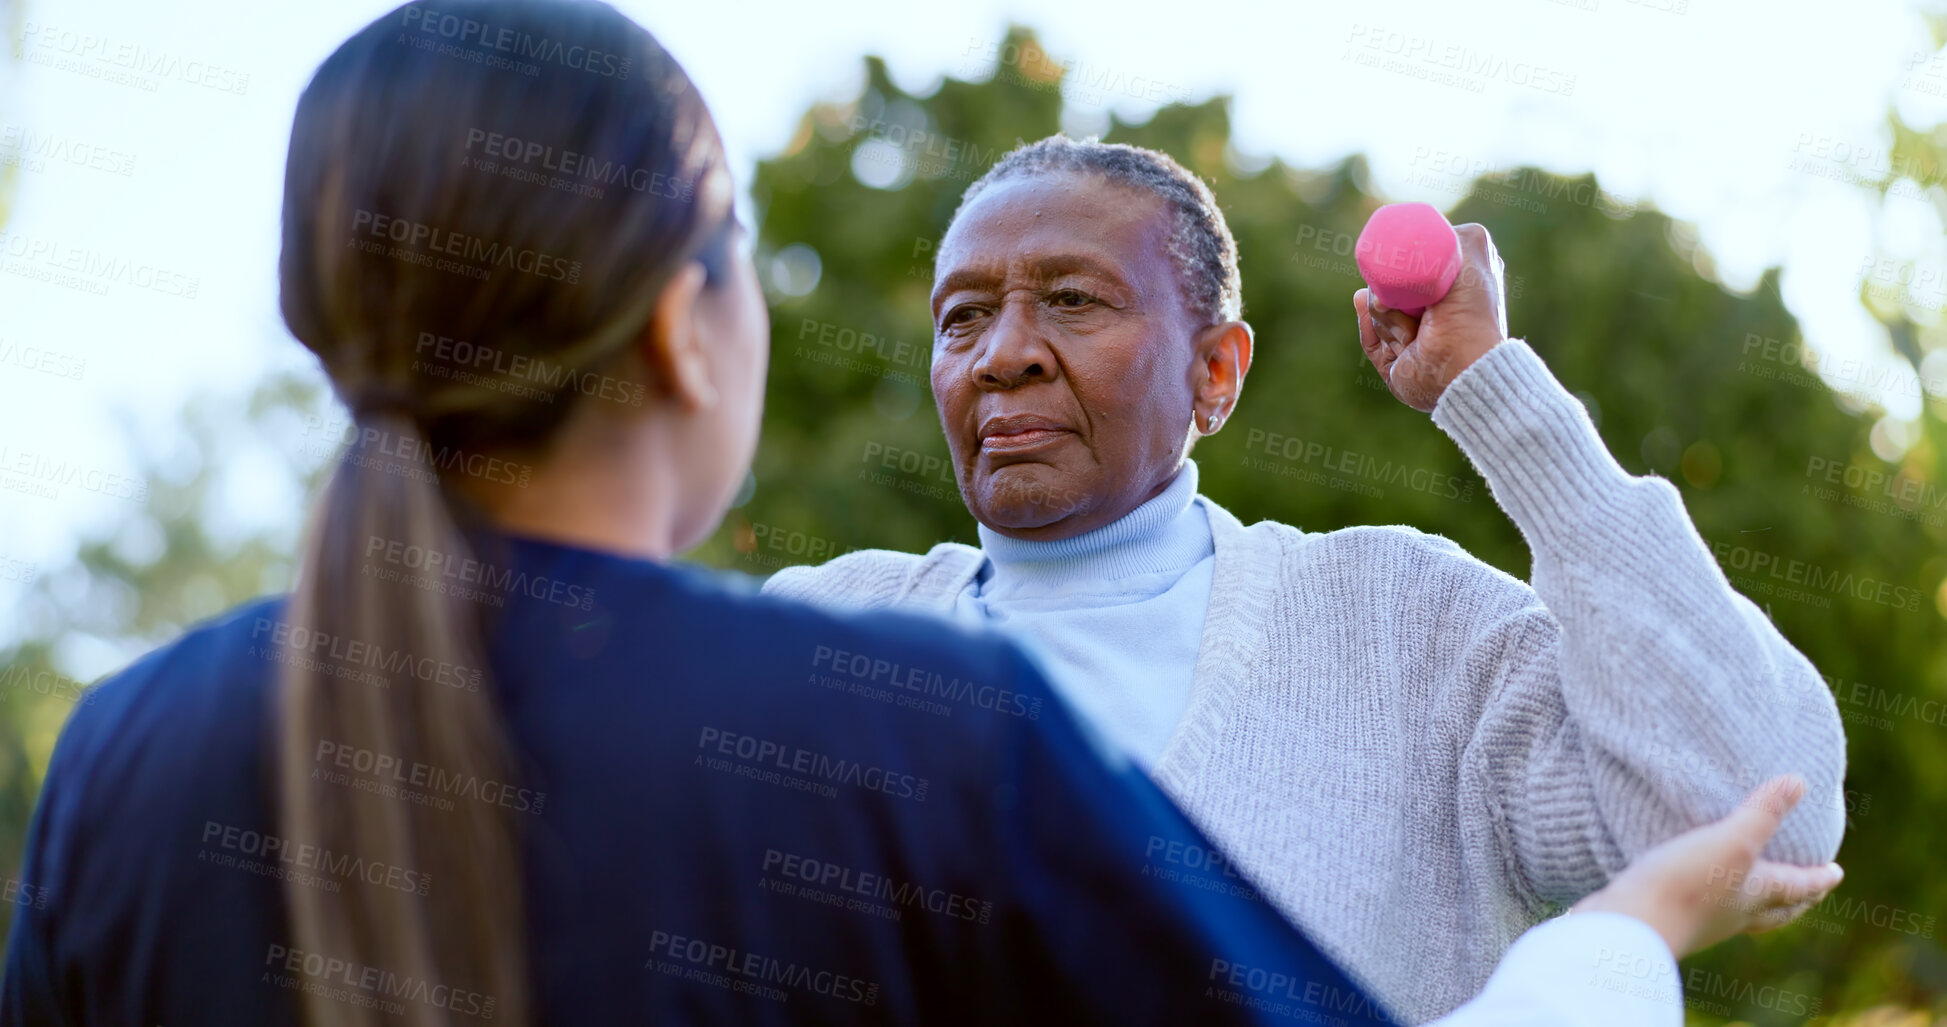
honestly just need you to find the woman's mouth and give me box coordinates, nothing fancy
[980,427,1072,452]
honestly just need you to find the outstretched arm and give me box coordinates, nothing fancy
[987,640,1840,1027]
[1428,776,1842,1027]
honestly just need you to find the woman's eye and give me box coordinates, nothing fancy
[941,306,983,330]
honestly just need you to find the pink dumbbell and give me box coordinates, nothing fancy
[1353,202,1462,318]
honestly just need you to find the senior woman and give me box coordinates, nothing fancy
[764,136,1850,1022]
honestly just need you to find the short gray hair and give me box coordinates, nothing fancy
[948,135,1242,325]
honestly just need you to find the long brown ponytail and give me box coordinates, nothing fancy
[275,3,728,1023]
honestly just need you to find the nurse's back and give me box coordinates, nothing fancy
[3,531,1391,1025]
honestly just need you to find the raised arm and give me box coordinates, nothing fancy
[1353,226,1847,902]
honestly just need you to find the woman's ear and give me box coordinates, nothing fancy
[1193,320,1253,433]
[642,262,716,411]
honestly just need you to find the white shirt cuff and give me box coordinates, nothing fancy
[1425,912,1681,1027]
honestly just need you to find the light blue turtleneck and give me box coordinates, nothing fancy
[950,461,1215,770]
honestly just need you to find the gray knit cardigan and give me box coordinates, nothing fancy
[764,339,1848,1022]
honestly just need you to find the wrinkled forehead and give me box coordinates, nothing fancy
[935,171,1177,288]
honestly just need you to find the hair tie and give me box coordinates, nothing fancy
[348,383,421,421]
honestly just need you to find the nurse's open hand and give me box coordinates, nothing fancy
[1569,775,1845,958]
[1353,223,1510,413]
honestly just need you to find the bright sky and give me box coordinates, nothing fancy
[4,0,1946,672]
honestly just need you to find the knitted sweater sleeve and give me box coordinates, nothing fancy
[759,549,917,609]
[1427,339,1846,905]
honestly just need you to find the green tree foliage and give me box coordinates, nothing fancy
[698,26,1947,1022]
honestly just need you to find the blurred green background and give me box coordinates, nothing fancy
[3,25,1944,1025]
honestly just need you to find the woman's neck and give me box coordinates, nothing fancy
[447,411,696,562]
[976,461,1204,584]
